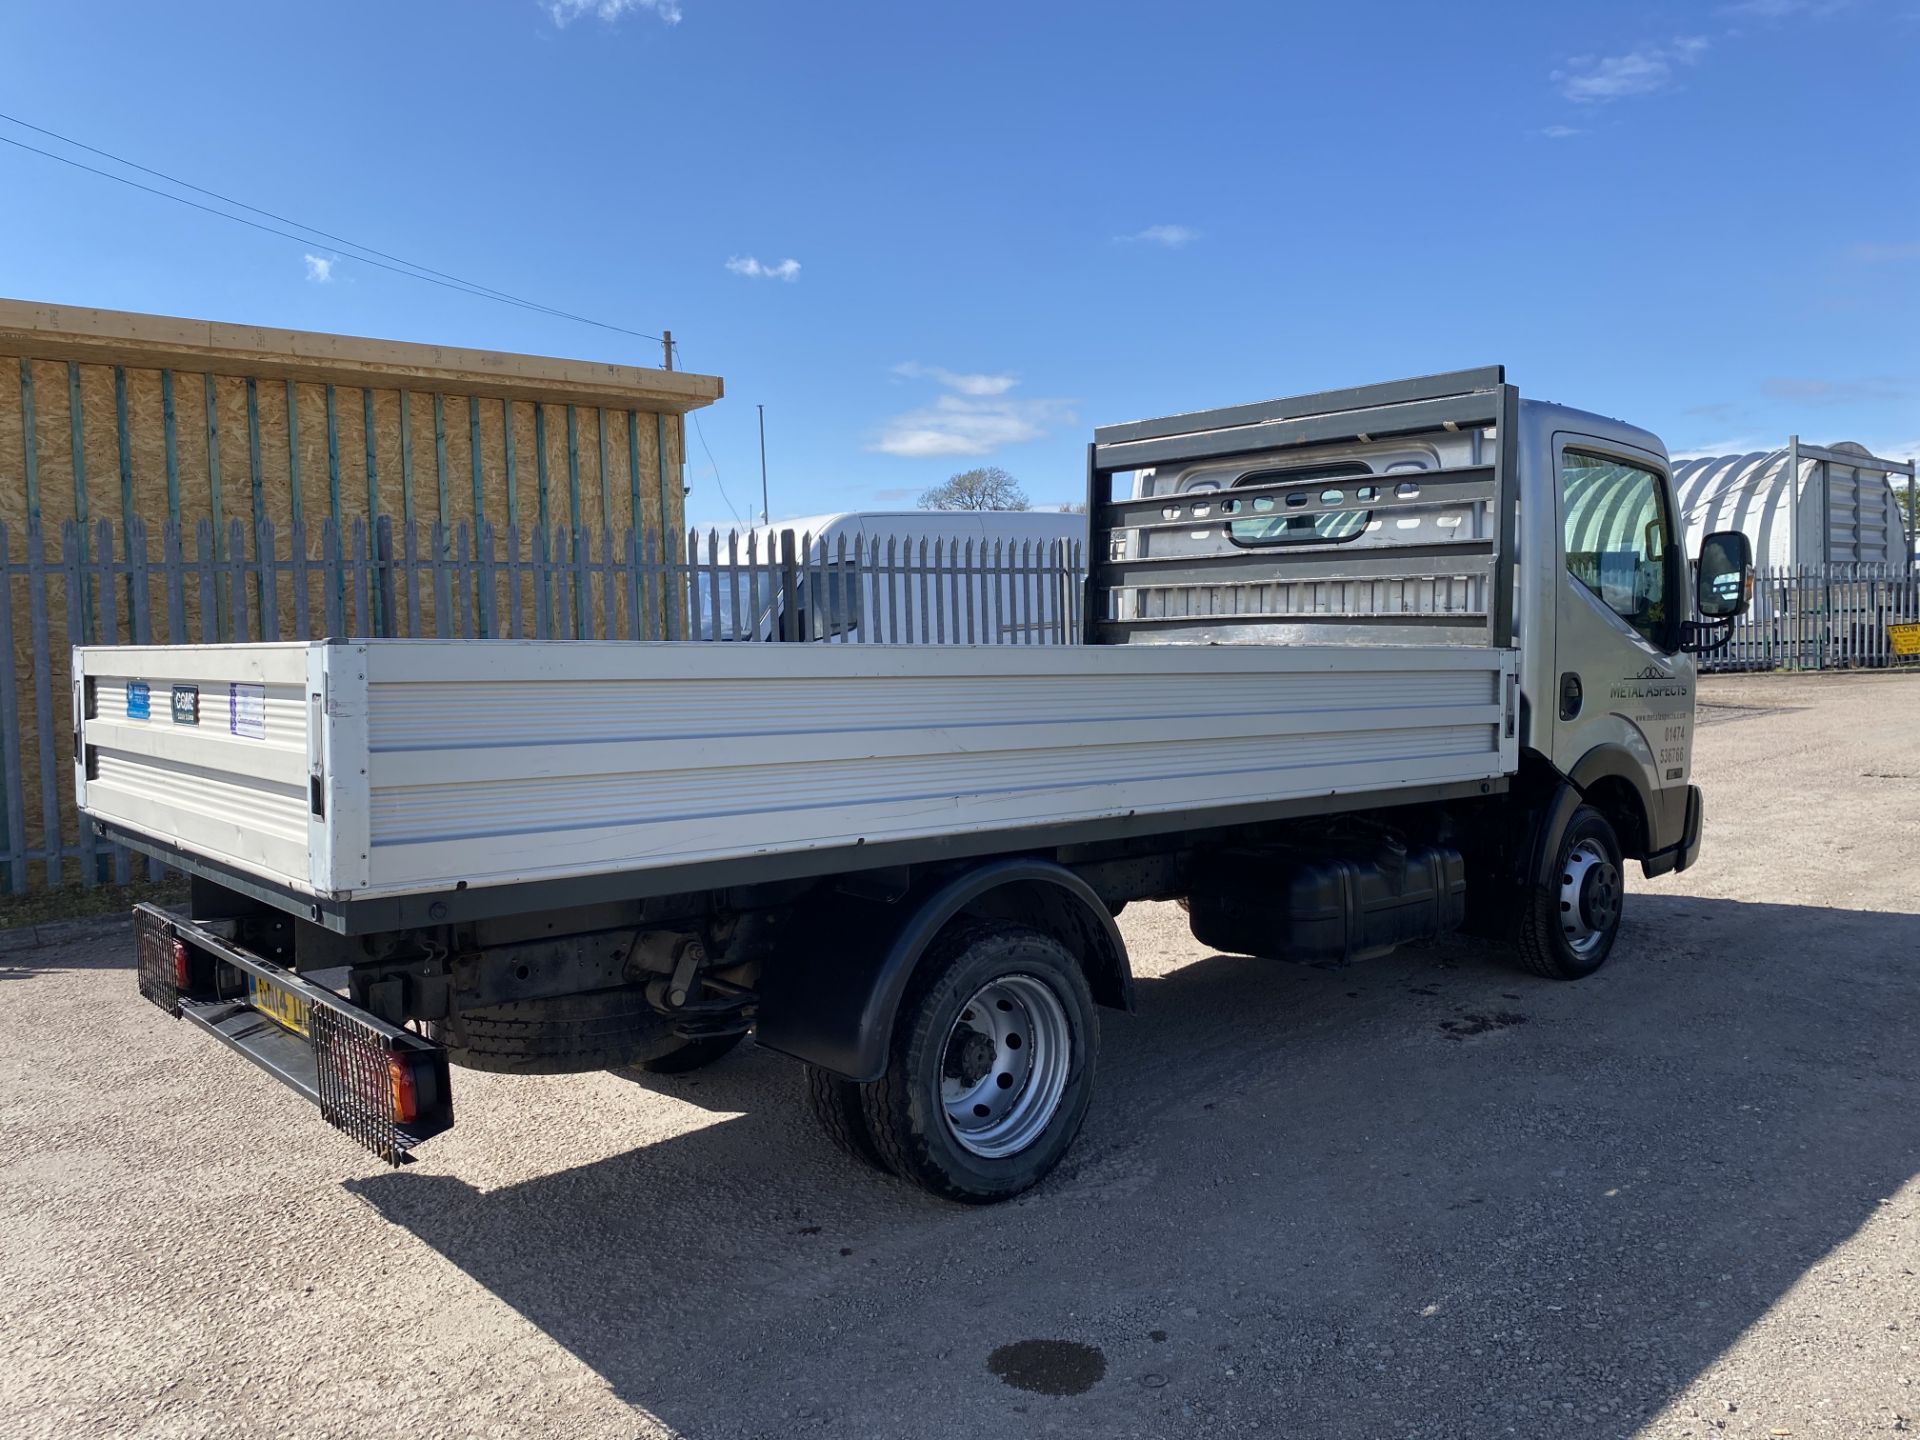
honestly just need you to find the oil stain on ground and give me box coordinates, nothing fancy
[1439,1011,1529,1040]
[987,1339,1107,1395]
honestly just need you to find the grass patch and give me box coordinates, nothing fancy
[0,876,190,931]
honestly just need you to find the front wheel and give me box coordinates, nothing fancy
[1507,805,1624,980]
[858,922,1098,1204]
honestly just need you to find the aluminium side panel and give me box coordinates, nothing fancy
[75,642,317,893]
[356,640,1516,899]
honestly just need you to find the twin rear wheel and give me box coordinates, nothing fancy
[805,922,1099,1204]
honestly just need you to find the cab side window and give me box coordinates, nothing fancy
[1559,449,1675,648]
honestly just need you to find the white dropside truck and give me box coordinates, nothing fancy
[77,369,1753,1202]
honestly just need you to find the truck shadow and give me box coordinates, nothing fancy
[347,895,1920,1438]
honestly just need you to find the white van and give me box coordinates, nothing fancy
[694,510,1085,643]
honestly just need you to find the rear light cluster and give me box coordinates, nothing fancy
[387,1053,419,1125]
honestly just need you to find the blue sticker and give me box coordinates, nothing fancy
[126,681,151,721]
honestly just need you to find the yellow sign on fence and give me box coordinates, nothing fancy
[1889,622,1920,657]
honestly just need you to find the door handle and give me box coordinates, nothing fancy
[1559,672,1583,721]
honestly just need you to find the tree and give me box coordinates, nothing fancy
[918,466,1029,512]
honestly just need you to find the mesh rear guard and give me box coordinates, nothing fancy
[135,915,179,1016]
[312,1005,404,1165]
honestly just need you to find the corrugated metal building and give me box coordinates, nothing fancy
[1671,440,1914,569]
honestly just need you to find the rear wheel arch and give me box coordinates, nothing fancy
[952,871,1134,1013]
[755,858,1131,1084]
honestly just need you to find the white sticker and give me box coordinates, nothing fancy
[228,683,267,739]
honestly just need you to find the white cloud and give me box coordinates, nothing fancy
[725,255,801,282]
[1719,0,1847,18]
[1116,224,1199,249]
[544,0,681,26]
[1762,376,1908,405]
[1554,37,1708,102]
[302,254,334,284]
[890,362,1017,397]
[872,365,1074,459]
[1540,124,1586,139]
[1847,242,1920,262]
[1860,438,1920,464]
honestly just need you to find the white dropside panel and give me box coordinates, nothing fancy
[74,644,315,892]
[354,640,1517,898]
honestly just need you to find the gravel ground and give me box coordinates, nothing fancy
[3,671,1917,1440]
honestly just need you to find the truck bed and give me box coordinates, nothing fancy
[74,640,1518,921]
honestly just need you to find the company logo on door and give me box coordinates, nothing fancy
[1608,664,1690,701]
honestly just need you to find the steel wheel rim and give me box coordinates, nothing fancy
[939,973,1072,1160]
[1559,838,1621,958]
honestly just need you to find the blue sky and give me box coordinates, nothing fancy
[2,1,1915,525]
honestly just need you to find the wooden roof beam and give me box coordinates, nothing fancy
[0,297,723,414]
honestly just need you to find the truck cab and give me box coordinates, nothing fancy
[1518,402,1705,878]
[1115,384,1740,891]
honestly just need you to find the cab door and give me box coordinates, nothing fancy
[1550,438,1694,839]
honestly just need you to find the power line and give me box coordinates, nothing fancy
[0,120,665,346]
[0,110,542,312]
[668,347,741,533]
[690,412,745,530]
[671,341,745,529]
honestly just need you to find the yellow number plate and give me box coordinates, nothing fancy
[249,975,312,1038]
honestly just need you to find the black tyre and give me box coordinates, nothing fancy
[803,1064,894,1173]
[638,1030,746,1074]
[443,986,677,1074]
[858,922,1098,1204]
[1507,805,1624,981]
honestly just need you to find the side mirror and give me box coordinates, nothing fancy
[1695,530,1752,619]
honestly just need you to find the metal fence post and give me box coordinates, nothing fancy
[0,522,25,893]
[778,530,800,643]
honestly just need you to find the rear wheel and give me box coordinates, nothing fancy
[803,1064,893,1173]
[857,922,1098,1204]
[1507,805,1624,980]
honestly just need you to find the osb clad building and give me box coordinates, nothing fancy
[0,298,723,894]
